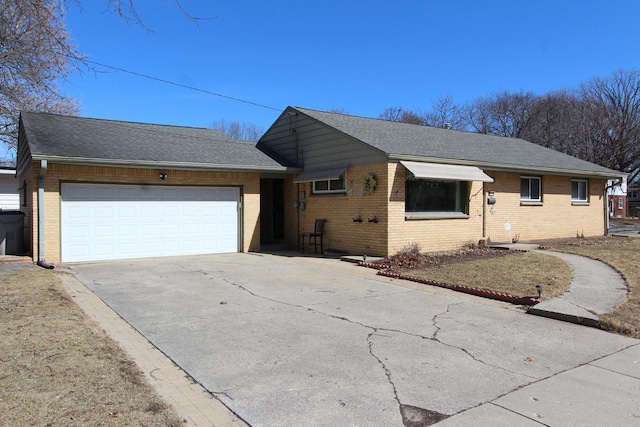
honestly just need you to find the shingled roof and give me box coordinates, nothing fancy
[292,107,622,178]
[18,111,295,173]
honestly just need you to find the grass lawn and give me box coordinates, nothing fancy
[405,251,572,299]
[0,267,183,426]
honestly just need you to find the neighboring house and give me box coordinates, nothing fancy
[627,182,640,217]
[607,177,627,218]
[0,168,19,210]
[17,107,623,264]
[258,107,623,256]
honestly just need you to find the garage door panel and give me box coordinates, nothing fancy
[117,206,137,218]
[162,206,180,217]
[62,184,240,262]
[140,206,159,217]
[140,224,157,236]
[95,206,113,218]
[94,225,113,237]
[95,244,114,256]
[117,224,137,237]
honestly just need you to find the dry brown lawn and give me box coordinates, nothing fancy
[0,267,183,426]
[405,251,572,299]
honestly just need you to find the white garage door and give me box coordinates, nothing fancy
[61,183,240,262]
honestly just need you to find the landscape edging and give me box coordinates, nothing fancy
[359,261,541,306]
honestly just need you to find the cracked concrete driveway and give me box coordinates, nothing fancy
[70,253,636,426]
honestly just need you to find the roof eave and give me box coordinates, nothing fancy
[388,154,624,179]
[30,155,299,173]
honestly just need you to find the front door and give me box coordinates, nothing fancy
[260,178,285,244]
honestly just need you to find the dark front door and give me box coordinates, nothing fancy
[260,178,285,244]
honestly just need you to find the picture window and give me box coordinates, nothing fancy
[405,179,469,214]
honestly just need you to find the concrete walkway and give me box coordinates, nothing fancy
[528,250,628,327]
[488,243,629,327]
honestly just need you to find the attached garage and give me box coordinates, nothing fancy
[61,183,240,262]
[17,112,296,265]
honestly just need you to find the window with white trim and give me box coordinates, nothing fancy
[312,177,345,194]
[571,179,588,202]
[405,179,469,214]
[618,197,624,210]
[520,177,541,202]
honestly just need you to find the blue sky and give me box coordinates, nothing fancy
[61,0,640,133]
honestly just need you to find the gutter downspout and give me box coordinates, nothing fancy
[37,160,54,269]
[482,185,486,241]
[604,178,623,236]
[604,184,610,235]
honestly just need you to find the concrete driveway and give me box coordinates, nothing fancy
[69,253,638,426]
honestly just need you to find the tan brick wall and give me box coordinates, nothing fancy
[21,162,261,264]
[484,171,606,242]
[286,163,388,255]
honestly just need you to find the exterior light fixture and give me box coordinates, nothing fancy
[159,173,167,180]
[536,284,543,298]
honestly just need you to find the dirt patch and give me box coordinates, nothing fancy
[373,243,511,271]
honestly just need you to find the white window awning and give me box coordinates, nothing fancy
[293,167,346,183]
[400,161,494,183]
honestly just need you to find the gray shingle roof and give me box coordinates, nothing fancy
[293,107,622,178]
[19,111,294,171]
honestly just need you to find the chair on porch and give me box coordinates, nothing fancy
[300,219,326,254]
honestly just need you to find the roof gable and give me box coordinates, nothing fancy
[292,107,622,178]
[19,112,295,172]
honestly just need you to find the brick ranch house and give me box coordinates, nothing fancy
[17,107,623,264]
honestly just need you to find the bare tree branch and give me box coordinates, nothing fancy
[211,119,264,141]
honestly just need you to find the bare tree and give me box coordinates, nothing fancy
[422,95,465,130]
[99,0,215,31]
[577,69,640,181]
[464,91,540,138]
[211,119,264,141]
[522,91,584,155]
[0,0,214,165]
[0,0,79,162]
[378,107,425,125]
